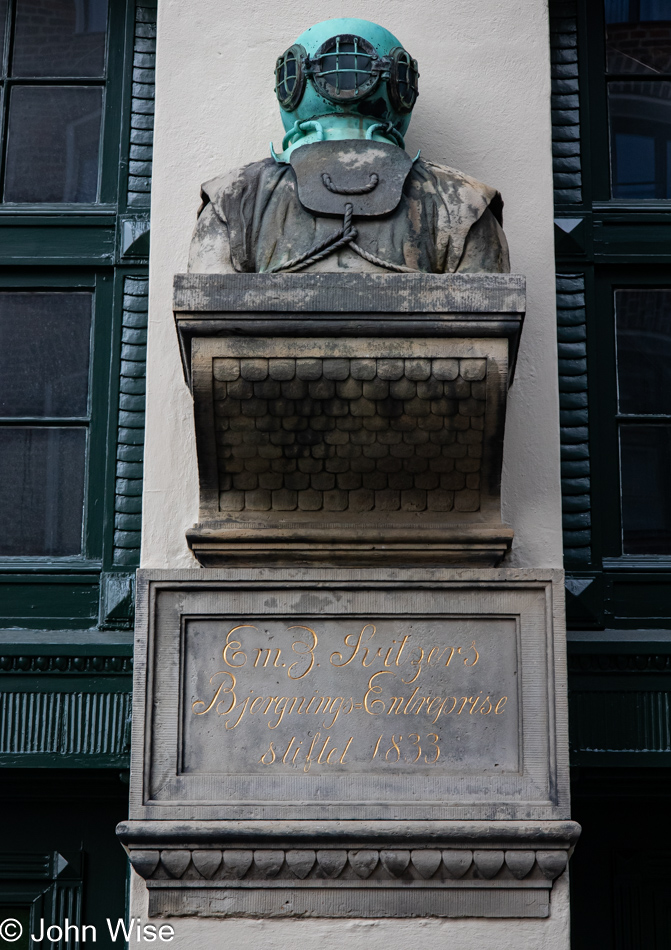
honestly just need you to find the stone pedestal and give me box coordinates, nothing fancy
[173,273,523,567]
[119,273,578,924]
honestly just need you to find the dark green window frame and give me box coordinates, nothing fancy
[583,0,671,207]
[0,0,128,209]
[0,0,153,632]
[554,0,671,628]
[589,268,671,565]
[0,270,111,571]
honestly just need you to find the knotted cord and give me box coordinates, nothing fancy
[269,202,417,274]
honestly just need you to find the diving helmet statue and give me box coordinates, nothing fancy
[188,18,509,274]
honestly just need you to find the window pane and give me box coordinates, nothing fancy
[606,2,671,73]
[12,0,108,77]
[609,82,671,197]
[0,427,86,556]
[615,289,671,413]
[0,292,92,417]
[4,86,103,202]
[621,425,671,553]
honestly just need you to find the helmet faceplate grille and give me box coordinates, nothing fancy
[312,35,380,101]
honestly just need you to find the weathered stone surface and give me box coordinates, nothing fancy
[191,850,222,879]
[188,335,514,566]
[411,850,442,879]
[118,823,580,919]
[128,568,568,822]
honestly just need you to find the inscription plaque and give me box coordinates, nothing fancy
[183,617,519,776]
[131,568,567,821]
[119,568,578,921]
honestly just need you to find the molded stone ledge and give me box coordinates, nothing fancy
[118,820,578,919]
[173,272,526,387]
[186,524,514,567]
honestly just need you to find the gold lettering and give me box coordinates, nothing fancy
[444,646,456,668]
[364,670,393,715]
[340,736,353,763]
[322,697,349,729]
[463,640,479,667]
[401,648,425,685]
[387,696,404,715]
[326,746,339,764]
[402,686,421,713]
[495,696,508,714]
[371,735,383,761]
[259,741,276,764]
[425,733,440,764]
[253,648,272,668]
[303,733,321,773]
[456,697,470,714]
[282,736,296,764]
[408,733,422,763]
[253,647,283,669]
[268,697,289,729]
[287,625,318,680]
[192,671,235,716]
[383,644,396,667]
[313,696,333,716]
[432,696,457,723]
[317,736,332,763]
[426,696,443,720]
[426,646,450,666]
[222,625,252,668]
[224,693,250,729]
[395,635,412,667]
[291,741,303,764]
[294,696,309,714]
[250,696,266,714]
[330,624,375,667]
[479,696,493,715]
[469,694,482,714]
[385,735,401,762]
[360,625,379,666]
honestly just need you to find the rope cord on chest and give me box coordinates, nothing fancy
[268,202,417,274]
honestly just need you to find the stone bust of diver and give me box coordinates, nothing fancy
[188,17,509,275]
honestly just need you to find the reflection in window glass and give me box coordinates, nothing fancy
[609,82,671,197]
[621,425,671,553]
[616,289,671,413]
[13,0,108,77]
[4,86,102,202]
[0,293,91,416]
[606,0,671,73]
[0,427,86,556]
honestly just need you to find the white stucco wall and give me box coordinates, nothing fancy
[137,0,568,944]
[141,0,562,571]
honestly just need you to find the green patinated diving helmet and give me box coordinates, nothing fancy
[272,17,419,161]
[187,17,509,276]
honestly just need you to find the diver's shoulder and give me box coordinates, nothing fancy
[417,158,499,202]
[201,158,278,201]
